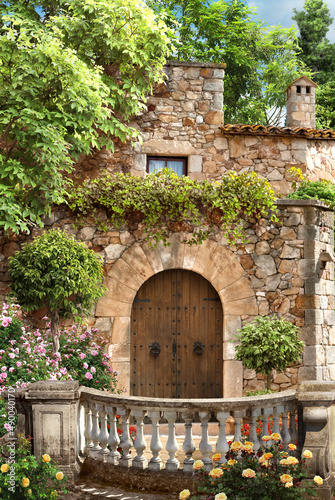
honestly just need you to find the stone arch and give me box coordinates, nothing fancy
[95,233,257,396]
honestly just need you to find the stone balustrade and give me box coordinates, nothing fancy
[78,386,298,471]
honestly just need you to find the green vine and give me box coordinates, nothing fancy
[67,169,278,246]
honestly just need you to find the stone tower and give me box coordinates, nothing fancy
[286,76,317,128]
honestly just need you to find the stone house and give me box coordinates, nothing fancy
[1,61,335,399]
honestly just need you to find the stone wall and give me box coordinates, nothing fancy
[1,199,333,396]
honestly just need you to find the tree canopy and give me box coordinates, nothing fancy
[147,0,309,125]
[0,0,172,234]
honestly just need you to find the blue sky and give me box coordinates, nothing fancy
[247,0,335,43]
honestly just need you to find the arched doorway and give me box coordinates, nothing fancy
[130,269,223,398]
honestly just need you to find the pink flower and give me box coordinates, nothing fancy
[79,353,86,360]
[79,334,86,341]
[4,423,11,432]
[8,353,15,359]
[85,372,93,380]
[9,368,14,373]
[16,362,22,368]
[83,362,88,369]
[60,368,67,375]
[1,366,6,372]
[91,350,98,356]
[1,319,9,327]
[90,367,96,374]
[1,373,7,379]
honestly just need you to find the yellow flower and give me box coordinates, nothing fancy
[314,476,323,486]
[242,468,256,478]
[179,489,191,500]
[303,450,313,459]
[215,494,227,500]
[287,456,299,465]
[1,464,9,473]
[228,459,237,466]
[56,471,64,480]
[243,444,253,453]
[280,459,290,465]
[193,460,204,470]
[230,441,243,451]
[212,453,222,462]
[285,482,293,488]
[22,478,30,488]
[270,433,281,441]
[280,474,293,484]
[27,490,32,496]
[42,454,51,463]
[209,468,223,478]
[264,452,273,460]
[262,435,271,442]
[280,451,288,457]
[244,441,253,447]
[288,443,297,451]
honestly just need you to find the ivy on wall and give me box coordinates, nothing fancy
[67,169,277,246]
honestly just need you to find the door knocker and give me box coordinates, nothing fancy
[149,341,161,356]
[193,341,204,355]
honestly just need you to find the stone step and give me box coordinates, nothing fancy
[59,482,174,500]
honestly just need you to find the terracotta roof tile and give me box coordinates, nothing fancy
[220,124,335,140]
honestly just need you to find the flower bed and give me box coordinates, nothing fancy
[180,433,321,500]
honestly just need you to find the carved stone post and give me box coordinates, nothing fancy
[297,381,335,500]
[25,381,80,482]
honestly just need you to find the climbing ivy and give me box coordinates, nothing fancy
[67,169,277,246]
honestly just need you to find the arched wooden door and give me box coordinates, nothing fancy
[130,269,223,398]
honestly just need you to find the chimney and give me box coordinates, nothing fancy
[286,76,317,128]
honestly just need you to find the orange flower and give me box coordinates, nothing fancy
[22,478,30,488]
[212,453,222,462]
[270,433,281,441]
[228,459,237,466]
[303,450,313,459]
[314,476,323,486]
[280,474,293,484]
[1,464,9,473]
[230,441,243,451]
[287,456,299,465]
[242,468,256,478]
[288,443,297,451]
[262,435,271,442]
[209,468,223,478]
[285,482,293,488]
[193,460,204,470]
[244,441,253,447]
[243,444,253,453]
[42,454,51,463]
[179,490,190,499]
[264,452,273,460]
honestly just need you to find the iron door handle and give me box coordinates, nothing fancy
[193,341,204,355]
[149,342,161,355]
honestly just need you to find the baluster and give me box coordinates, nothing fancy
[164,411,179,470]
[83,401,94,456]
[289,405,298,453]
[148,411,163,470]
[272,405,282,435]
[118,408,133,467]
[261,407,272,448]
[281,405,291,451]
[215,411,230,464]
[232,410,245,443]
[132,409,148,469]
[106,406,120,465]
[91,403,101,458]
[199,411,212,471]
[181,412,196,472]
[97,404,109,462]
[249,409,260,452]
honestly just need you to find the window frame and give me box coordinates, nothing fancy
[146,156,188,176]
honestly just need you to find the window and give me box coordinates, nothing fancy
[306,86,311,94]
[147,157,187,176]
[296,85,301,94]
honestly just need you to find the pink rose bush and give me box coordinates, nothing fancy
[0,303,119,437]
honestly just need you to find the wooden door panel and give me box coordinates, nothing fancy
[131,269,223,398]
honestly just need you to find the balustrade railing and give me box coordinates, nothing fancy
[78,388,298,472]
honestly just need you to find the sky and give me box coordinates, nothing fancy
[248,0,335,43]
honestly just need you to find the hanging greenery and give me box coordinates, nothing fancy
[67,169,277,246]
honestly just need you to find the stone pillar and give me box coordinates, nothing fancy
[25,380,80,482]
[297,381,335,500]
